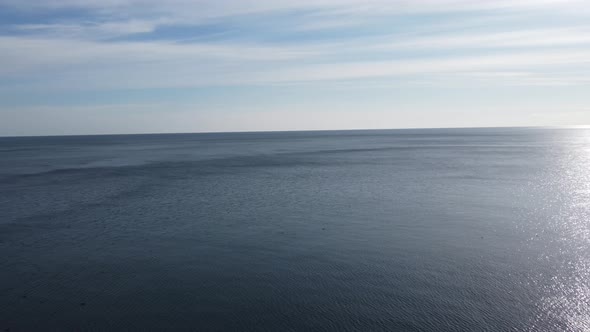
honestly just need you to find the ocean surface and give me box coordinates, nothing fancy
[0,127,589,331]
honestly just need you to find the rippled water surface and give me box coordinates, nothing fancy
[1,128,589,331]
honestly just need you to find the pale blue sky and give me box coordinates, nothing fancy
[1,0,589,136]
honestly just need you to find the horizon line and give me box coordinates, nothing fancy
[1,125,580,139]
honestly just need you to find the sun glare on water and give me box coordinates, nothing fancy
[532,128,590,331]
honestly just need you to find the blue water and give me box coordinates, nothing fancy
[1,128,589,331]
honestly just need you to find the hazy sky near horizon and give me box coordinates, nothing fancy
[1,0,590,136]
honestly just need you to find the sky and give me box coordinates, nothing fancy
[0,0,589,136]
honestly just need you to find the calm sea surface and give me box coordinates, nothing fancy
[1,128,589,331]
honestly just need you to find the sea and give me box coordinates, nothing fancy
[1,127,589,331]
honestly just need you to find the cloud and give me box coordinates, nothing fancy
[376,27,590,50]
[14,20,160,39]
[0,0,589,91]
[260,50,590,82]
[2,22,590,91]
[2,0,590,135]
[0,35,320,77]
[2,0,587,38]
[2,0,584,15]
[2,37,589,92]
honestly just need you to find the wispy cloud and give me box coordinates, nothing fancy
[2,24,589,89]
[13,20,160,39]
[377,27,590,50]
[0,36,318,76]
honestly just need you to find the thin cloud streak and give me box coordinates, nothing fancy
[2,23,590,88]
[377,28,590,50]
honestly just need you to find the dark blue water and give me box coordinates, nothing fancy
[1,128,589,331]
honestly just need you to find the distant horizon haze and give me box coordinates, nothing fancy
[1,124,589,138]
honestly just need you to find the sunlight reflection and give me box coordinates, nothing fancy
[532,128,590,331]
